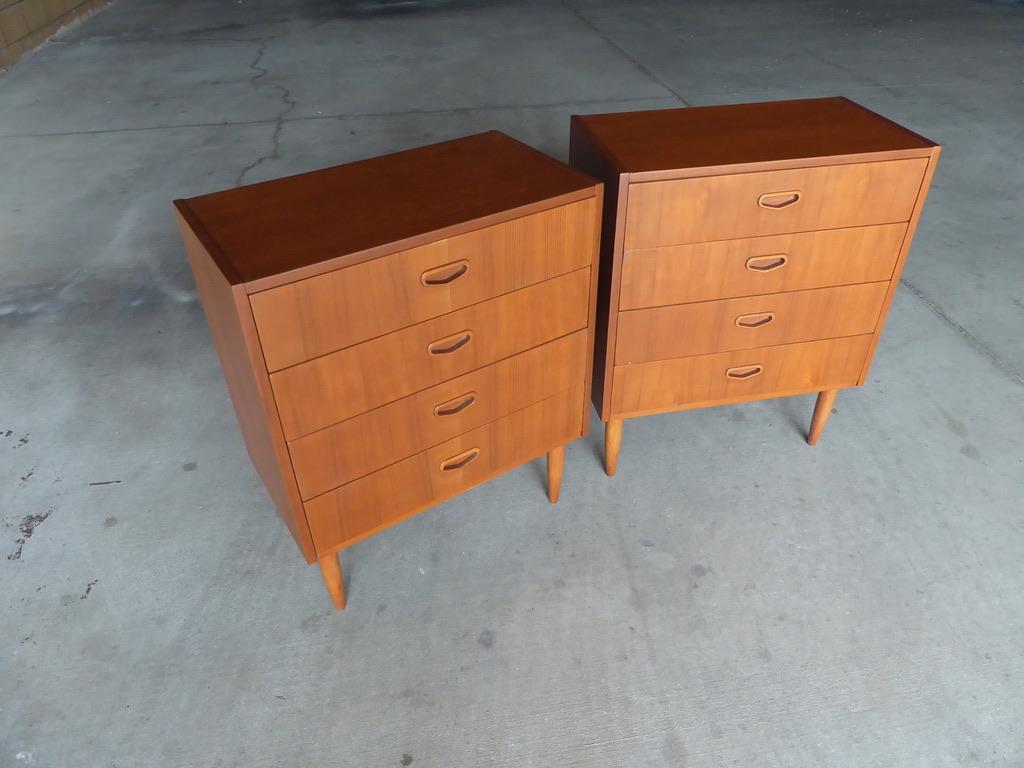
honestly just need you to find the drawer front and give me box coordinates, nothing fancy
[251,198,596,371]
[619,224,905,310]
[623,159,927,249]
[616,282,888,364]
[610,335,872,416]
[272,268,590,439]
[305,386,583,553]
[288,331,587,499]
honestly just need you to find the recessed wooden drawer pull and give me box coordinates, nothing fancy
[745,254,788,272]
[421,260,470,286]
[427,330,473,355]
[440,447,480,471]
[433,392,477,417]
[725,364,764,380]
[735,312,775,329]
[757,191,801,209]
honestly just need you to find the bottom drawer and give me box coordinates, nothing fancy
[306,386,583,554]
[610,335,872,416]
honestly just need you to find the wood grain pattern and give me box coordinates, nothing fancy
[610,335,873,416]
[623,159,927,249]
[619,224,906,309]
[288,331,587,499]
[571,97,938,468]
[305,387,583,555]
[615,282,889,363]
[173,131,596,286]
[571,97,936,175]
[176,212,317,562]
[178,131,603,604]
[251,198,596,371]
[858,148,942,384]
[272,268,590,439]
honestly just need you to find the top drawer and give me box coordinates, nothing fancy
[250,197,596,371]
[623,159,927,249]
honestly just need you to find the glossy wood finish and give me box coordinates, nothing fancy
[319,553,346,610]
[619,224,906,309]
[570,97,939,469]
[610,336,874,416]
[272,268,590,439]
[807,389,839,446]
[251,198,596,371]
[305,388,583,555]
[175,131,596,288]
[287,331,587,499]
[615,282,889,363]
[857,151,941,384]
[176,131,602,608]
[546,446,564,503]
[623,159,926,249]
[569,97,935,176]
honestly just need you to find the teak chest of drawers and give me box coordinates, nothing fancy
[174,132,602,608]
[569,97,940,474]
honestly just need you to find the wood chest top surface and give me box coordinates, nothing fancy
[174,131,597,286]
[571,97,937,175]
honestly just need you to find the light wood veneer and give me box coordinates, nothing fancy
[569,97,939,474]
[619,223,905,309]
[623,159,926,248]
[271,268,591,439]
[251,198,596,371]
[615,282,889,363]
[610,335,874,416]
[175,132,602,608]
[304,387,584,553]
[288,331,588,500]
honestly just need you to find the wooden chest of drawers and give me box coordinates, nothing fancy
[569,97,940,474]
[174,132,602,608]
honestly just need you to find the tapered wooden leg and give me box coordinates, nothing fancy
[604,418,623,476]
[807,389,839,446]
[318,552,346,610]
[547,445,565,503]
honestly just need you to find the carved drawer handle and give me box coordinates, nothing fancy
[421,260,469,286]
[726,365,764,380]
[757,191,801,209]
[427,331,472,355]
[735,312,775,329]
[440,447,480,471]
[745,254,788,272]
[434,392,477,417]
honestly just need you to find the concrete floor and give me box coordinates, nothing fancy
[2,0,1023,765]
